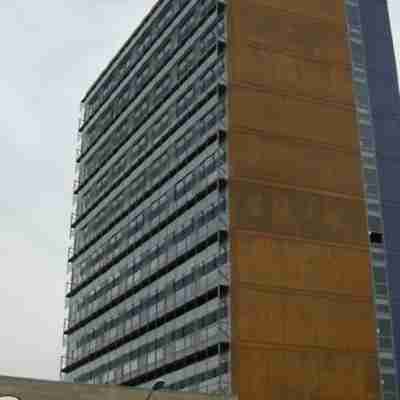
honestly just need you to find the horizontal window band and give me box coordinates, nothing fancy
[71,128,222,260]
[122,342,230,387]
[73,84,221,227]
[62,285,229,372]
[66,244,228,334]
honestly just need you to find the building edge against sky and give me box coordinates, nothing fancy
[63,0,230,393]
[62,1,400,399]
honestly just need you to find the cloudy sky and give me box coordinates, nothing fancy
[0,1,399,381]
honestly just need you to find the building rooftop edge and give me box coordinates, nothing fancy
[81,0,165,104]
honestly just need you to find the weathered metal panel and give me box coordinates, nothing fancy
[227,0,379,398]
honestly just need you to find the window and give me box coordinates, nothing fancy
[351,41,365,67]
[178,98,185,113]
[354,81,369,109]
[382,374,396,393]
[177,238,186,254]
[368,202,380,214]
[366,184,379,199]
[176,337,185,351]
[109,369,115,382]
[176,288,185,304]
[205,112,215,129]
[370,231,383,244]
[186,88,194,104]
[376,304,390,314]
[374,268,387,284]
[130,358,138,371]
[380,358,395,369]
[346,4,361,29]
[372,252,385,264]
[364,168,377,184]
[368,215,382,232]
[378,319,392,337]
[179,59,187,76]
[149,303,157,319]
[157,347,165,361]
[148,351,156,365]
[208,324,218,339]
[161,112,169,128]
[123,361,130,376]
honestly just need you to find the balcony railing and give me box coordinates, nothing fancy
[62,284,228,371]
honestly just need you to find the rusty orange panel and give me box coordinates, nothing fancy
[229,132,364,196]
[229,180,368,246]
[229,2,349,65]
[227,0,379,398]
[286,292,376,350]
[236,286,376,352]
[229,86,359,150]
[230,45,354,105]
[233,344,379,400]
[249,0,346,23]
[236,288,285,344]
[232,231,372,298]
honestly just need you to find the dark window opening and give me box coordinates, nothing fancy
[370,231,383,244]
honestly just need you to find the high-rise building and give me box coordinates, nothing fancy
[61,1,400,399]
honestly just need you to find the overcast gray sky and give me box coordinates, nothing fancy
[0,1,399,381]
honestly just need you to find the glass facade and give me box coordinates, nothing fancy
[345,1,400,399]
[62,0,230,394]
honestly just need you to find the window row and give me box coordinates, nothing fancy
[144,355,229,394]
[80,21,223,185]
[76,56,224,219]
[71,191,226,306]
[67,266,223,364]
[77,177,224,284]
[168,362,229,392]
[72,193,220,308]
[74,143,221,260]
[74,102,225,254]
[83,0,216,124]
[66,240,227,357]
[72,150,225,282]
[68,297,226,374]
[81,1,220,155]
[68,233,221,336]
[66,272,227,370]
[78,340,227,394]
[79,326,228,386]
[70,241,228,336]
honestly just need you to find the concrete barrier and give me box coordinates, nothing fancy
[0,375,230,400]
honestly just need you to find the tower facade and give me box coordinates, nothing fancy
[62,1,400,399]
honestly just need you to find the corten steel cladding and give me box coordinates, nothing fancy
[227,1,379,399]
